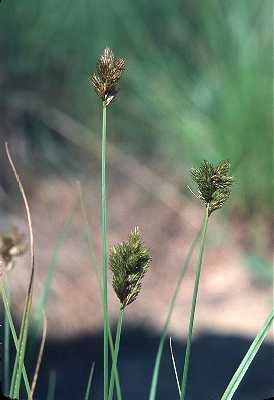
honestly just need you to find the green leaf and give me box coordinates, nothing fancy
[9,269,34,399]
[221,311,274,400]
[84,362,95,400]
[149,229,200,400]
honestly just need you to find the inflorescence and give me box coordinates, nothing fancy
[0,228,26,271]
[109,227,151,309]
[91,47,126,106]
[191,160,234,216]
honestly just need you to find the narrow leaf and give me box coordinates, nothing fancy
[221,312,274,400]
[84,362,95,400]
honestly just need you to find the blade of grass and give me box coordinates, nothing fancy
[78,183,122,400]
[108,309,124,400]
[5,143,35,400]
[101,102,109,400]
[220,311,274,400]
[0,283,31,396]
[28,313,47,400]
[180,206,209,400]
[46,370,57,400]
[149,229,200,400]
[169,337,181,397]
[3,278,10,395]
[9,261,34,398]
[84,362,95,400]
[31,203,78,338]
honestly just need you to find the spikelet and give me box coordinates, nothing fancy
[109,227,151,309]
[191,160,234,216]
[91,48,126,106]
[0,227,27,271]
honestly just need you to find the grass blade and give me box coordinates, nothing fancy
[3,278,10,395]
[28,313,47,400]
[31,203,77,339]
[169,337,181,397]
[220,311,274,400]
[0,284,31,396]
[84,362,95,400]
[149,229,200,400]
[5,143,35,400]
[108,310,124,400]
[180,206,209,400]
[79,184,122,400]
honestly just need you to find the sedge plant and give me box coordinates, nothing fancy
[108,227,151,400]
[0,45,273,400]
[90,47,126,399]
[180,160,235,399]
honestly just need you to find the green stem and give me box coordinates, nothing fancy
[108,310,124,400]
[149,230,201,400]
[84,362,95,400]
[220,311,274,400]
[3,279,10,395]
[0,284,31,396]
[80,185,122,400]
[102,102,109,400]
[180,206,209,400]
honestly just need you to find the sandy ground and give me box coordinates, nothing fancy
[2,163,272,342]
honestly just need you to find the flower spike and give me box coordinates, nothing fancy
[191,160,235,216]
[91,47,126,106]
[109,227,151,309]
[0,227,27,271]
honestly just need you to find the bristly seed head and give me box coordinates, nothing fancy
[91,47,126,106]
[109,227,151,309]
[0,227,27,271]
[191,160,235,216]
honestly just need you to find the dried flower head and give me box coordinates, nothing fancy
[0,228,27,271]
[91,47,126,106]
[109,227,151,309]
[191,160,234,216]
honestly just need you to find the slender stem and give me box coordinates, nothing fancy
[1,284,31,396]
[108,310,124,400]
[169,337,181,397]
[3,278,10,395]
[79,181,122,399]
[102,102,109,400]
[149,229,200,400]
[220,311,274,400]
[180,206,209,400]
[84,362,95,400]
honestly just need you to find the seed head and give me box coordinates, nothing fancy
[191,160,234,216]
[109,227,151,309]
[0,227,27,271]
[91,47,126,106]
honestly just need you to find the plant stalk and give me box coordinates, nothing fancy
[102,102,109,399]
[108,309,124,400]
[1,284,31,396]
[3,278,10,395]
[180,205,209,400]
[149,230,200,400]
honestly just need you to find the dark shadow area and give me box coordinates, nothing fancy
[27,327,273,400]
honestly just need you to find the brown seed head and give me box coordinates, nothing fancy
[91,47,126,106]
[0,227,27,271]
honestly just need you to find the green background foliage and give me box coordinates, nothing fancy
[0,0,272,212]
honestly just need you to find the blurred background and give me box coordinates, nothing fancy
[0,0,273,399]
